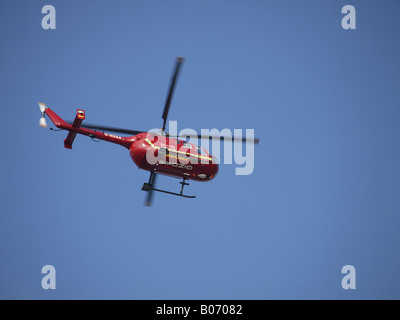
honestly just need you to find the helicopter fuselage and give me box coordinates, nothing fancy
[129,133,219,182]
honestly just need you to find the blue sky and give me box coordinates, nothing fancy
[0,0,399,299]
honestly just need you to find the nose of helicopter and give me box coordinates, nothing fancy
[192,160,218,181]
[209,156,219,179]
[208,162,219,180]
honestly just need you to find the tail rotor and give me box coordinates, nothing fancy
[38,102,48,128]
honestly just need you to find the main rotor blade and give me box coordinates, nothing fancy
[171,134,260,144]
[77,123,144,136]
[162,57,184,132]
[145,173,157,207]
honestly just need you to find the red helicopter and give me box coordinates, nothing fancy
[38,57,259,206]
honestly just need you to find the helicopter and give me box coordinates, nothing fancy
[38,57,259,206]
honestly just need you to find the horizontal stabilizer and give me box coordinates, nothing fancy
[64,109,85,149]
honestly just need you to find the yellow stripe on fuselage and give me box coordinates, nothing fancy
[144,138,212,161]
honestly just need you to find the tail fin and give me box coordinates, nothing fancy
[64,109,85,149]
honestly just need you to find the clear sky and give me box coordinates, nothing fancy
[1,0,399,299]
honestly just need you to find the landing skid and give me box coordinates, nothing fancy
[151,187,196,199]
[141,175,196,199]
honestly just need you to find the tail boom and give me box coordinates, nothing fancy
[42,104,134,149]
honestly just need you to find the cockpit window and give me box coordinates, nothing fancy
[197,147,208,155]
